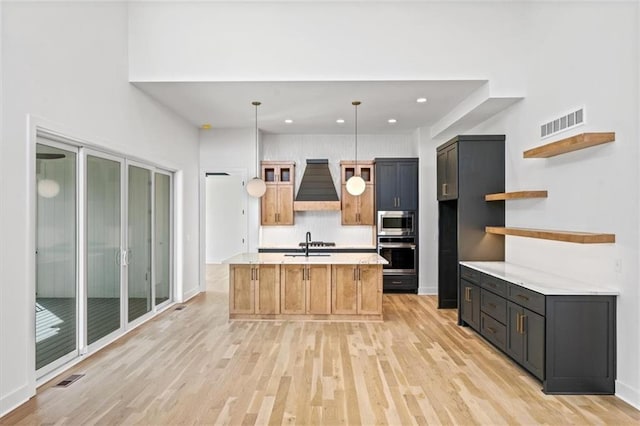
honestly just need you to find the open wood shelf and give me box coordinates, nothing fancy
[485,191,548,201]
[293,201,341,211]
[485,226,615,244]
[523,132,615,158]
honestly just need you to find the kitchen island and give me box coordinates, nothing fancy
[223,253,388,321]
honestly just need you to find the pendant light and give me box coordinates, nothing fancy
[246,101,267,197]
[346,100,366,196]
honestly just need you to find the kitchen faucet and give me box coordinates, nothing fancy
[305,231,311,257]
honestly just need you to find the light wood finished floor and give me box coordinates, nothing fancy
[3,265,639,425]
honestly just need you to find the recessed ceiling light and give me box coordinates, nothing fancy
[336,119,345,124]
[201,123,212,130]
[388,119,397,124]
[416,97,427,103]
[284,119,293,124]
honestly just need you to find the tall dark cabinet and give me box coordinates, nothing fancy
[436,135,505,309]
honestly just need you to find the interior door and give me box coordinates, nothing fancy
[127,163,153,324]
[86,151,124,346]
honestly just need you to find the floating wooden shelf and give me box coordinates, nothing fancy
[523,132,615,158]
[485,191,548,201]
[485,226,615,244]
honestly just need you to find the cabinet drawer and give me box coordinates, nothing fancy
[480,274,508,297]
[481,289,506,324]
[460,266,480,284]
[481,312,507,352]
[508,284,545,316]
[383,275,417,292]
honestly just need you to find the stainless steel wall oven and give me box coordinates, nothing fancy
[377,236,417,275]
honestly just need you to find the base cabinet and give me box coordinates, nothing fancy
[281,264,332,314]
[229,263,382,320]
[460,264,616,394]
[460,280,480,331]
[506,302,544,380]
[229,265,280,314]
[332,265,382,315]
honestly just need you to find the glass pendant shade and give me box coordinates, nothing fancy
[246,176,266,197]
[247,101,266,198]
[37,179,60,198]
[346,175,366,196]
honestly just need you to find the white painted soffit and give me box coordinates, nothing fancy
[430,82,523,140]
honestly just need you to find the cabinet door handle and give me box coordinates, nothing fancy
[521,314,526,334]
[251,267,255,281]
[443,183,447,196]
[516,313,521,333]
[516,294,529,301]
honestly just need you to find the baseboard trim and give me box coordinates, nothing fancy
[181,288,201,303]
[418,284,437,295]
[0,383,31,419]
[615,379,640,410]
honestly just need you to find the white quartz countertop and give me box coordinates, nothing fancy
[223,252,388,265]
[258,245,377,250]
[460,261,619,296]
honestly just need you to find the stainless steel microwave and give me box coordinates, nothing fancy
[377,211,415,236]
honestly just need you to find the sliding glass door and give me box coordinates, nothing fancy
[154,172,172,307]
[127,164,153,323]
[86,152,123,346]
[35,136,174,378]
[35,142,78,373]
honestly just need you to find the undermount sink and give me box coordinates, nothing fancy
[284,253,331,257]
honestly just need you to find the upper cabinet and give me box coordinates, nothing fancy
[261,161,295,226]
[340,161,375,225]
[436,143,458,201]
[375,158,418,211]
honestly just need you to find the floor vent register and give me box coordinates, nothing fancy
[56,374,84,387]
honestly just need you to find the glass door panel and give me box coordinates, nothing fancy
[127,165,152,323]
[35,143,77,371]
[86,154,122,344]
[154,173,171,306]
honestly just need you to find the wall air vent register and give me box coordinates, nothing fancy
[540,107,584,139]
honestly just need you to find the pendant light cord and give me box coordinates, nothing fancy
[353,101,361,171]
[253,101,261,177]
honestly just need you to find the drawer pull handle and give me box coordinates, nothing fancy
[488,283,496,288]
[392,281,402,284]
[488,302,497,309]
[516,294,530,301]
[486,327,496,334]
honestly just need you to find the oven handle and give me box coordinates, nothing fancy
[378,244,416,249]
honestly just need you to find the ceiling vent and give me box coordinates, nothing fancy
[540,107,585,139]
[294,159,341,211]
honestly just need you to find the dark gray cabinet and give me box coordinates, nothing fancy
[375,158,418,211]
[506,301,544,380]
[437,135,505,309]
[436,143,458,200]
[460,264,616,394]
[460,279,480,331]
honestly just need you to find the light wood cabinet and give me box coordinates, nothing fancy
[229,264,280,314]
[281,264,331,314]
[358,265,383,315]
[261,161,294,226]
[332,264,382,315]
[229,262,382,320]
[340,161,375,225]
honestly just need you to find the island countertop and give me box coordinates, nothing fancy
[223,252,388,265]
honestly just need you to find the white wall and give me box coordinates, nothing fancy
[0,2,199,416]
[205,175,247,263]
[131,1,639,407]
[261,133,416,247]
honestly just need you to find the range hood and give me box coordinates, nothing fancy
[294,159,341,211]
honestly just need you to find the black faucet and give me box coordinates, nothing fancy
[305,231,311,257]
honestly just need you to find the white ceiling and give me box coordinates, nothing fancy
[133,80,488,135]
